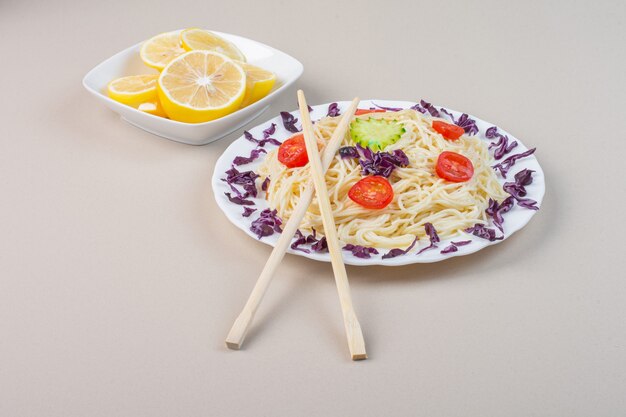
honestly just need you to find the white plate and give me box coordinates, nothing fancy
[211,100,545,266]
[82,30,303,145]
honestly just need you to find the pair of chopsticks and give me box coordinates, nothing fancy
[225,92,367,360]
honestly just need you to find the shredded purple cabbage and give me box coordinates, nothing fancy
[440,239,472,254]
[373,102,403,112]
[492,148,536,178]
[440,245,458,254]
[339,146,360,159]
[243,129,282,147]
[291,230,317,253]
[485,126,499,139]
[416,222,440,255]
[261,177,270,192]
[311,237,328,253]
[327,103,341,117]
[290,229,328,253]
[411,100,440,117]
[222,166,259,198]
[502,169,538,210]
[280,111,300,133]
[440,109,480,136]
[250,209,282,239]
[341,144,409,177]
[514,168,534,186]
[382,236,419,259]
[485,196,515,232]
[233,148,267,166]
[486,126,518,160]
[343,244,379,259]
[465,224,503,241]
[262,123,277,138]
[242,207,257,217]
[225,192,254,205]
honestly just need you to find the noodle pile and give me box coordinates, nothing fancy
[258,109,507,249]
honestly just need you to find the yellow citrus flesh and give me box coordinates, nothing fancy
[157,51,246,123]
[180,28,246,62]
[140,31,186,71]
[107,74,158,106]
[235,61,276,107]
[138,100,167,117]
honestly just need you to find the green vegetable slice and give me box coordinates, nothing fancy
[349,117,406,151]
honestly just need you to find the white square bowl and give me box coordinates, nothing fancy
[82,30,303,145]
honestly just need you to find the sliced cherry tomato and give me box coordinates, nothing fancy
[436,151,474,182]
[277,133,308,168]
[348,176,394,209]
[355,109,386,116]
[432,120,465,141]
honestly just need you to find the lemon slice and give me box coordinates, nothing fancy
[107,74,158,106]
[140,31,186,71]
[138,100,167,117]
[180,28,246,62]
[235,61,276,107]
[157,51,246,123]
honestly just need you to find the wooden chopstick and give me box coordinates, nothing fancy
[225,96,361,351]
[297,90,367,360]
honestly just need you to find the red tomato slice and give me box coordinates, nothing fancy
[435,151,474,182]
[355,109,386,116]
[432,120,465,141]
[348,176,394,209]
[277,133,308,168]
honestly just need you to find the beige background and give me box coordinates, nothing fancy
[2,0,625,416]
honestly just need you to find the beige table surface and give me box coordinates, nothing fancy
[2,0,625,416]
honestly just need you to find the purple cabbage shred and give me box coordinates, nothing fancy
[242,207,257,217]
[233,148,267,166]
[243,129,282,147]
[261,177,270,192]
[339,146,360,159]
[411,100,440,117]
[373,102,404,112]
[343,244,379,259]
[290,229,328,253]
[439,109,479,136]
[225,192,254,205]
[327,103,341,117]
[222,166,259,198]
[492,148,536,178]
[465,224,503,241]
[416,222,440,255]
[250,209,282,239]
[280,111,300,133]
[440,240,472,254]
[485,196,515,232]
[503,169,538,209]
[486,126,518,159]
[341,144,409,177]
[382,236,419,259]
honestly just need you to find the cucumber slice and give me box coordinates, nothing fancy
[349,117,406,151]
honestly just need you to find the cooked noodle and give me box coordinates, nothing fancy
[258,109,507,249]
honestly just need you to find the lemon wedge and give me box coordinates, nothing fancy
[235,61,276,107]
[140,31,186,71]
[157,51,246,123]
[107,74,158,106]
[180,28,246,62]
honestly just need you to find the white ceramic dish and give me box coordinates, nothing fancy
[82,30,303,145]
[212,99,545,266]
